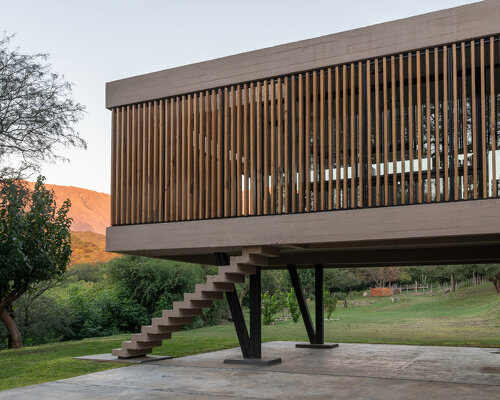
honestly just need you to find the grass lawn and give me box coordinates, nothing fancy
[1,283,499,391]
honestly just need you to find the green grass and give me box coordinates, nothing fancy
[1,283,499,391]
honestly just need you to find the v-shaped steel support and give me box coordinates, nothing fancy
[288,264,324,345]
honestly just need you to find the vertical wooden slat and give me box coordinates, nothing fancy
[111,108,117,225]
[391,56,397,205]
[230,86,236,215]
[375,59,381,207]
[453,44,459,201]
[250,83,256,215]
[193,96,198,220]
[350,64,356,209]
[181,97,187,220]
[211,90,217,217]
[277,78,283,214]
[305,73,311,211]
[443,47,450,201]
[335,66,341,209]
[313,71,319,211]
[408,53,414,204]
[399,55,406,205]
[328,68,333,210]
[236,86,242,216]
[217,89,223,217]
[142,104,147,222]
[425,49,431,203]
[358,62,364,208]
[256,82,263,215]
[270,80,276,214]
[291,75,297,213]
[416,51,423,204]
[224,88,230,217]
[126,105,132,225]
[119,107,125,224]
[130,105,137,224]
[205,91,211,218]
[169,100,176,221]
[491,37,497,198]
[320,69,326,210]
[298,74,304,212]
[480,39,487,198]
[147,103,154,222]
[244,84,250,215]
[198,93,205,219]
[343,65,348,209]
[263,81,269,215]
[187,96,192,220]
[471,41,478,199]
[163,102,169,221]
[367,61,372,207]
[434,48,440,203]
[284,78,290,213]
[136,104,143,223]
[159,101,164,221]
[462,42,468,200]
[383,57,389,206]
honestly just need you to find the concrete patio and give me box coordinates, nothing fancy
[2,341,500,399]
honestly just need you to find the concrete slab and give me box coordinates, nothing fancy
[74,353,173,364]
[2,342,500,399]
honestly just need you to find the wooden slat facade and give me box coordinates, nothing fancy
[110,36,500,226]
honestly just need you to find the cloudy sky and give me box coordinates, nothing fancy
[1,0,479,193]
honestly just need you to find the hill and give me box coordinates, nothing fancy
[70,231,120,265]
[25,181,110,235]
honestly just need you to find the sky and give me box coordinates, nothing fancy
[1,0,479,194]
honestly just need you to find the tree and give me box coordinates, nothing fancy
[0,34,85,178]
[478,264,500,295]
[363,267,401,288]
[0,177,72,348]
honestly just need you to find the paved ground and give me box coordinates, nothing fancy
[2,341,500,399]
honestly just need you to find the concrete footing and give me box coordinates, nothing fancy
[295,342,339,349]
[223,357,282,366]
[74,353,173,364]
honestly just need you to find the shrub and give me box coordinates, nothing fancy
[287,289,300,323]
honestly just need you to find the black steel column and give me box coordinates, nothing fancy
[314,264,324,344]
[249,266,261,359]
[226,290,251,359]
[288,265,316,343]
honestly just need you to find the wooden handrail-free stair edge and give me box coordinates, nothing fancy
[111,246,279,358]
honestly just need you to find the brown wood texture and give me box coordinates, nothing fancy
[110,36,498,226]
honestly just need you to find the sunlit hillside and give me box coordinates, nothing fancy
[70,231,120,265]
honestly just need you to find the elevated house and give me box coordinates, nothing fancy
[106,0,500,361]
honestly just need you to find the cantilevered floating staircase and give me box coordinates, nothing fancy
[112,246,279,358]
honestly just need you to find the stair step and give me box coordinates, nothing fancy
[173,299,213,309]
[123,339,163,350]
[132,332,172,342]
[151,316,192,326]
[165,308,203,318]
[225,263,256,274]
[185,291,223,301]
[112,347,152,358]
[142,325,182,335]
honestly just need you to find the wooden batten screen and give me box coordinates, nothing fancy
[111,36,500,226]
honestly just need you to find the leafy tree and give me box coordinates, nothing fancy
[0,34,85,178]
[478,264,500,295]
[0,177,72,348]
[261,291,282,325]
[363,267,400,288]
